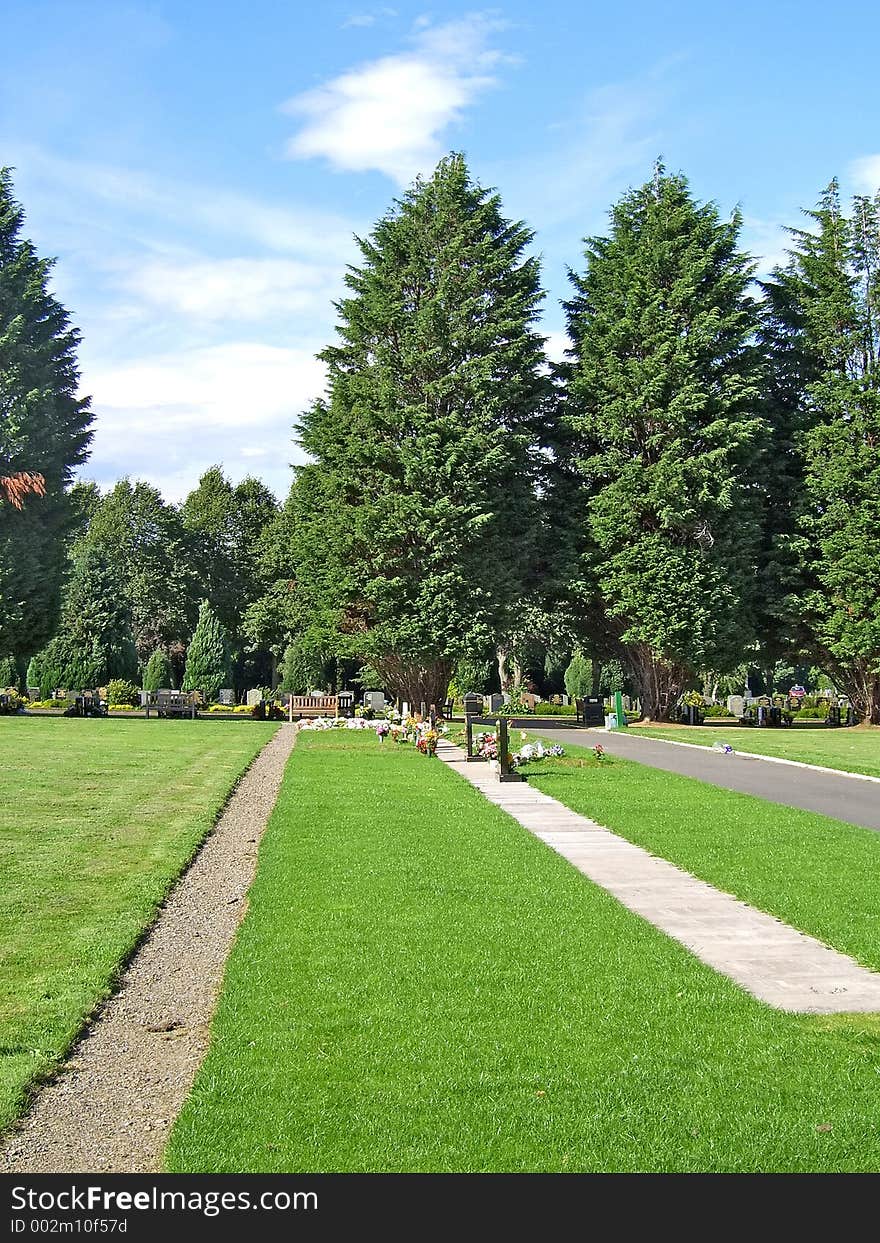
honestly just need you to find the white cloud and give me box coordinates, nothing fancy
[342,8,397,28]
[542,330,571,365]
[117,255,343,321]
[851,154,880,194]
[7,144,360,261]
[740,216,792,276]
[83,343,328,501]
[282,13,510,183]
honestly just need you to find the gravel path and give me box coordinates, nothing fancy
[1,723,297,1174]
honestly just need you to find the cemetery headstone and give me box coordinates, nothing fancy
[246,689,264,707]
[727,694,745,718]
[463,693,483,717]
[487,693,504,712]
[219,688,235,706]
[364,690,386,713]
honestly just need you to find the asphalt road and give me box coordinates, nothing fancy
[532,726,880,833]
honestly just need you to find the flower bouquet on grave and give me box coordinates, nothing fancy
[376,720,390,742]
[475,730,498,760]
[416,726,439,757]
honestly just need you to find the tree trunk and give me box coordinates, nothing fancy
[838,664,880,726]
[511,654,524,690]
[591,660,602,697]
[625,645,690,722]
[496,643,512,691]
[375,653,454,712]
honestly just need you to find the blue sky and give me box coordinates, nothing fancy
[3,0,879,500]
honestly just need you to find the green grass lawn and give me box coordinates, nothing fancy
[629,722,880,778]
[0,715,277,1131]
[167,729,880,1173]
[526,734,880,974]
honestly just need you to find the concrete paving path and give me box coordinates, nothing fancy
[437,740,880,1014]
[532,726,880,832]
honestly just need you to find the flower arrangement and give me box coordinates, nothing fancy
[376,720,390,742]
[511,738,565,766]
[593,743,605,760]
[416,728,439,757]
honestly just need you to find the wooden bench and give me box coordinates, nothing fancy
[144,690,198,719]
[286,694,339,719]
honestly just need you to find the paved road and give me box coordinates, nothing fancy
[533,726,880,833]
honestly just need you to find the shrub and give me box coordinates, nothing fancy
[106,678,141,706]
[182,600,231,702]
[564,652,592,701]
[143,648,173,692]
[0,655,18,688]
[533,702,577,715]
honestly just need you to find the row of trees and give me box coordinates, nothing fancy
[20,470,280,697]
[265,155,880,722]
[1,158,878,719]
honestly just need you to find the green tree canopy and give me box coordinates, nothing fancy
[182,599,231,701]
[76,479,198,662]
[0,168,93,659]
[562,166,766,719]
[764,180,880,722]
[143,647,173,692]
[292,153,551,706]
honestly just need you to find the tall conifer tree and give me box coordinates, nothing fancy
[0,168,93,659]
[293,154,550,706]
[563,166,766,719]
[764,181,880,722]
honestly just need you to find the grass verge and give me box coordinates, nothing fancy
[167,729,880,1173]
[524,733,880,973]
[629,723,880,778]
[0,716,277,1131]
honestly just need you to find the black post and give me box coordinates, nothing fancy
[496,717,522,782]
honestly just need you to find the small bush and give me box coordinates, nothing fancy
[533,702,577,716]
[564,652,592,701]
[106,679,141,706]
[143,648,173,692]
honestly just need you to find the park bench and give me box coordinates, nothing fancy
[143,690,199,719]
[285,693,354,719]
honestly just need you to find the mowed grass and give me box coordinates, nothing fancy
[167,730,880,1173]
[0,716,277,1131]
[527,736,880,973]
[630,722,880,778]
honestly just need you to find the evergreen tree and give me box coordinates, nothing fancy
[78,479,198,661]
[181,467,278,687]
[278,638,327,694]
[182,599,231,701]
[28,634,76,698]
[562,166,766,719]
[142,647,173,692]
[0,168,93,660]
[0,653,16,686]
[37,544,137,688]
[293,154,550,706]
[764,181,880,722]
[563,651,592,700]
